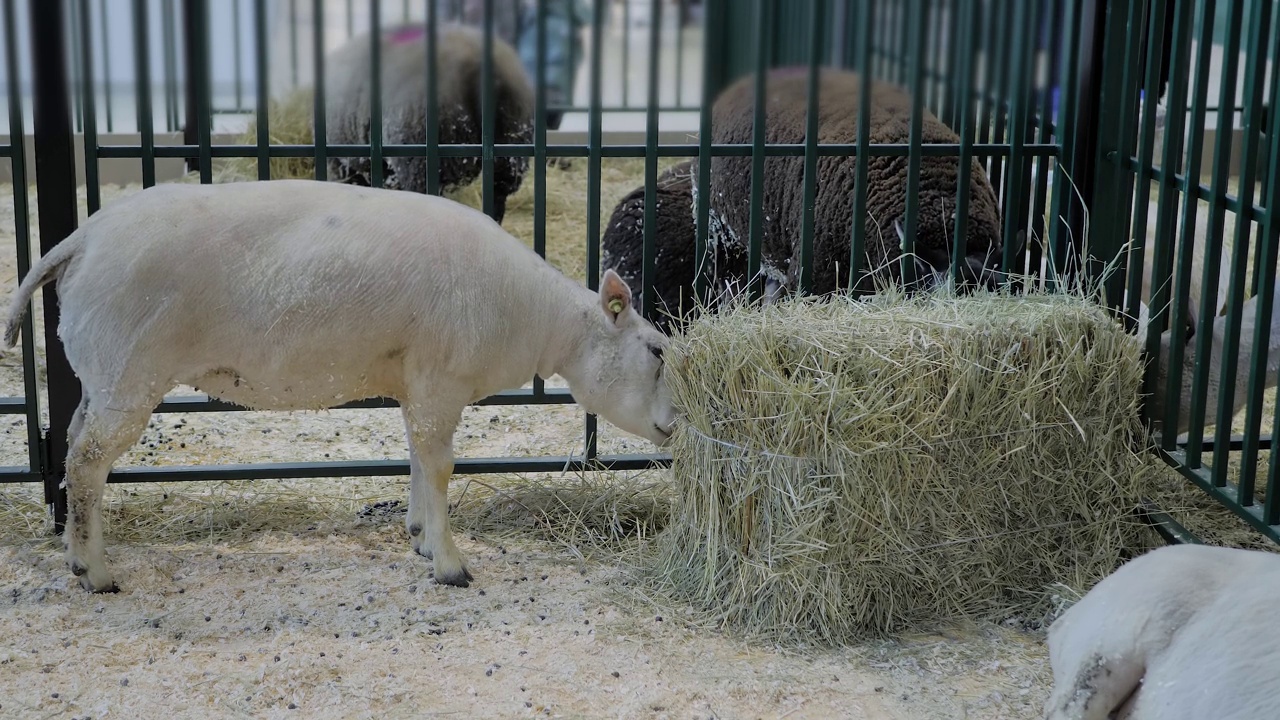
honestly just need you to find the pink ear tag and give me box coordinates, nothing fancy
[386,27,426,45]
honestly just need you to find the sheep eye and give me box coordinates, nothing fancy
[650,345,663,362]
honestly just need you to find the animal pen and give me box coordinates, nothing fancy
[0,0,1278,549]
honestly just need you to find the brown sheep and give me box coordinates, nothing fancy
[694,67,1005,297]
[601,161,748,334]
[322,23,535,224]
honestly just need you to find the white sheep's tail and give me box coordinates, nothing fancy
[4,231,86,348]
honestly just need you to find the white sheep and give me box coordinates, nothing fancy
[4,179,676,593]
[1143,286,1280,437]
[1044,543,1280,719]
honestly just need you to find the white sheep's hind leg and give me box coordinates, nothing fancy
[400,398,470,587]
[64,394,156,593]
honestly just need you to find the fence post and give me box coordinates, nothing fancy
[29,0,83,532]
[183,0,201,172]
[1072,0,1128,308]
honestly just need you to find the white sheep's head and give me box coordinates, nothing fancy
[570,269,677,447]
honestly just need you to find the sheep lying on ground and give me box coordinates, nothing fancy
[4,179,676,593]
[323,23,535,223]
[601,161,748,333]
[1044,544,1280,720]
[694,67,1005,297]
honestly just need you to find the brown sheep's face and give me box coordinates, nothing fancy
[892,218,1004,292]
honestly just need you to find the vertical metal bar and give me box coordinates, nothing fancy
[1046,0,1080,284]
[234,0,244,108]
[849,0,874,292]
[895,0,909,86]
[369,0,383,187]
[532,0,547,398]
[480,0,496,218]
[312,0,327,181]
[1244,42,1280,507]
[80,0,101,215]
[925,0,944,118]
[950,0,977,285]
[1121,0,1168,327]
[641,0,662,320]
[69,0,84,134]
[7,0,41,475]
[1081,0,1141,308]
[254,0,270,179]
[29,0,82,531]
[425,0,439,194]
[346,0,353,38]
[100,0,114,131]
[1025,0,1061,279]
[133,0,156,186]
[1213,0,1273,493]
[290,0,299,88]
[999,0,1033,279]
[161,0,178,132]
[182,0,204,174]
[976,0,1003,155]
[745,0,770,300]
[694,0,720,301]
[675,0,686,107]
[621,0,631,107]
[942,0,962,129]
[1141,0,1196,424]
[900,0,926,289]
[1160,0,1216,443]
[1185,0,1244,468]
[798,0,824,294]
[1264,27,1280,528]
[986,0,1015,214]
[585,0,605,461]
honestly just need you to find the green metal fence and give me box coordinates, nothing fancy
[4,0,1278,545]
[1092,0,1280,543]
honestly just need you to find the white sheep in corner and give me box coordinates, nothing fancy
[4,179,676,593]
[1044,543,1280,720]
[1142,286,1280,437]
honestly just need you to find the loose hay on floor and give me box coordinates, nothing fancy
[648,288,1163,644]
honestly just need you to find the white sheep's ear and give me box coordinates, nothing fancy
[600,269,633,325]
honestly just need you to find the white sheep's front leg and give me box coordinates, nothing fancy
[401,401,471,587]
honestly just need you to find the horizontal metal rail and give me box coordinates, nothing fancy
[101,454,672,483]
[93,142,1062,160]
[152,387,574,413]
[1156,446,1280,543]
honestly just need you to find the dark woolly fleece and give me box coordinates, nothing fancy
[696,67,1005,296]
[601,161,748,334]
[322,23,535,224]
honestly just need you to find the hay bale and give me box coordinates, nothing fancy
[650,288,1161,643]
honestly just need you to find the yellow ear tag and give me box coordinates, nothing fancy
[608,299,624,314]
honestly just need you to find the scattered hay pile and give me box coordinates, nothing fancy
[217,87,320,182]
[650,288,1163,644]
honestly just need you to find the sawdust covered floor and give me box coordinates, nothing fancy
[0,164,1069,719]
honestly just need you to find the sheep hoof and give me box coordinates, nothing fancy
[78,574,120,594]
[433,566,473,588]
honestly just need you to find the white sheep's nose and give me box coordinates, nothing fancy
[653,415,677,447]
